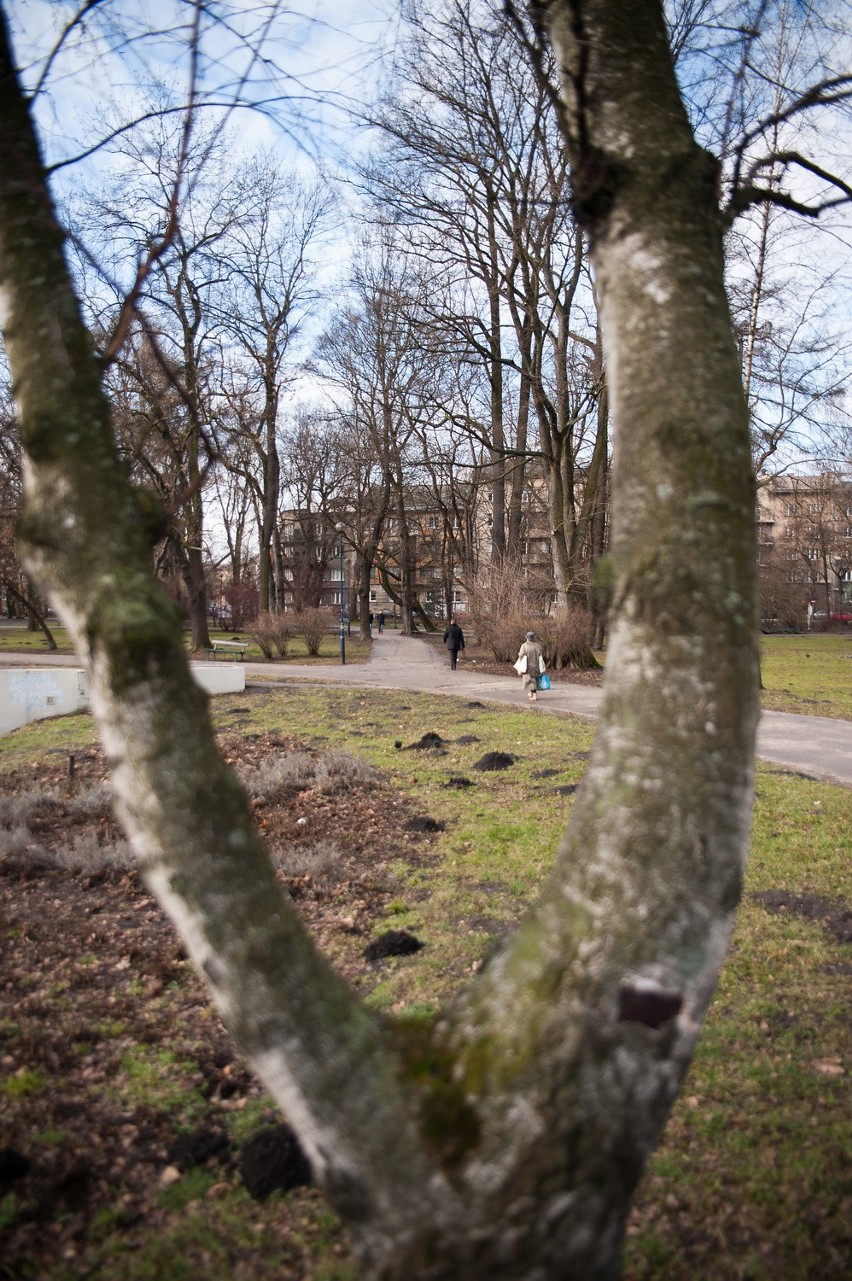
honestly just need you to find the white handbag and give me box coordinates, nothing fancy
[513,655,527,675]
[539,655,546,673]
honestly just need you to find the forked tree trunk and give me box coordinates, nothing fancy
[0,2,758,1277]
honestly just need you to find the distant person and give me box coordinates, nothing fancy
[368,611,374,636]
[443,617,465,670]
[376,611,385,634]
[515,630,544,701]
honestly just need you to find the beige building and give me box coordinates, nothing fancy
[275,472,850,630]
[757,473,852,623]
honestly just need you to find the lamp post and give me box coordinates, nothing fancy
[335,523,346,665]
[831,556,848,618]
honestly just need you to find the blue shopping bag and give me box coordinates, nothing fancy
[537,673,551,691]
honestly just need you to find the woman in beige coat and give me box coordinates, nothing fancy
[515,630,544,701]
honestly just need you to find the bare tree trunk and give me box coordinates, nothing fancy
[1,2,758,1276]
[506,326,532,560]
[1,577,57,649]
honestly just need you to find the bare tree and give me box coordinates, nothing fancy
[668,0,852,470]
[367,0,611,606]
[83,116,250,651]
[216,160,331,613]
[278,409,349,612]
[317,239,440,636]
[1,1,765,1276]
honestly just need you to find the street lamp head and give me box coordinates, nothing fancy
[335,522,344,534]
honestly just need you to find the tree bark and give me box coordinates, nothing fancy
[1,1,758,1276]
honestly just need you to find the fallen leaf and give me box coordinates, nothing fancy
[812,1059,844,1076]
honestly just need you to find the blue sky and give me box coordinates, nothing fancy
[8,1,396,174]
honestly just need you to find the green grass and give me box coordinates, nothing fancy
[217,691,852,1275]
[0,709,98,763]
[0,1067,48,1098]
[0,623,372,665]
[625,767,850,1278]
[71,1190,354,1281]
[4,686,850,1278]
[0,621,74,652]
[759,633,852,718]
[108,1046,207,1120]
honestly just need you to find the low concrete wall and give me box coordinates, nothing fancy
[0,664,245,736]
[0,667,89,736]
[189,663,246,696]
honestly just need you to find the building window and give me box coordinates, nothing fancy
[428,515,439,529]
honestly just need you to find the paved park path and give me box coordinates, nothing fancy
[3,634,851,787]
[251,631,852,789]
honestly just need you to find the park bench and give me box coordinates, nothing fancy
[203,639,247,661]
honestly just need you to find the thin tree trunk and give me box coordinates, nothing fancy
[2,577,57,649]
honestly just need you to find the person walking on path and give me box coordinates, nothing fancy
[443,617,465,670]
[515,630,545,701]
[376,611,385,634]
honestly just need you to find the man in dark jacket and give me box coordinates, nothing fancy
[443,617,465,670]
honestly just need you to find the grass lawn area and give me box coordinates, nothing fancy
[0,623,372,665]
[759,633,852,719]
[1,687,848,1278]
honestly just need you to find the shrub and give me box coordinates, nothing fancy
[270,616,295,658]
[315,750,380,791]
[0,787,61,829]
[467,561,553,646]
[239,752,317,799]
[294,607,335,657]
[223,580,260,630]
[65,784,114,819]
[271,840,344,884]
[485,612,533,663]
[51,833,134,875]
[240,750,379,800]
[541,605,599,670]
[246,612,294,660]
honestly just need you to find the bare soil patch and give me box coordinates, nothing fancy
[0,727,440,1279]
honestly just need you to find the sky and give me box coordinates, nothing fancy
[5,0,850,473]
[7,1,397,176]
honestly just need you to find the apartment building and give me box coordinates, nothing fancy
[757,472,852,621]
[272,472,850,629]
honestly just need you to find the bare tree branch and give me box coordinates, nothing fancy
[730,74,852,194]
